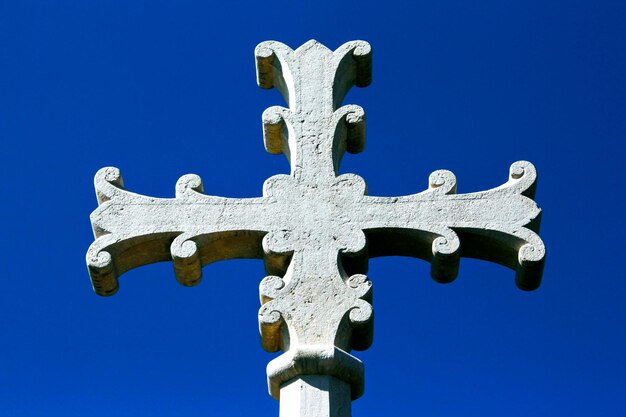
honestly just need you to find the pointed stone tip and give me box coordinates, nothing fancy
[296,39,331,54]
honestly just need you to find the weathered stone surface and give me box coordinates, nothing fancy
[86,40,545,417]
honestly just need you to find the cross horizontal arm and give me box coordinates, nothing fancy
[357,161,545,290]
[87,167,278,295]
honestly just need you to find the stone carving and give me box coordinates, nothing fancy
[87,40,545,417]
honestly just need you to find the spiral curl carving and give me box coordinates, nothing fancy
[94,166,124,204]
[175,174,204,198]
[259,275,286,304]
[86,243,118,296]
[428,169,457,195]
[506,160,538,198]
[346,274,372,300]
[170,233,201,286]
[333,105,366,154]
[262,106,290,155]
[348,299,373,328]
[258,301,284,353]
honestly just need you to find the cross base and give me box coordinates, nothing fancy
[280,376,352,417]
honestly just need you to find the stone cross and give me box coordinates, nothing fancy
[86,40,545,417]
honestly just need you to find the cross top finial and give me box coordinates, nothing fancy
[256,40,371,181]
[87,40,545,417]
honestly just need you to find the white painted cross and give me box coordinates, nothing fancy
[87,40,545,417]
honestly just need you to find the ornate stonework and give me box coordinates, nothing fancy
[87,40,545,417]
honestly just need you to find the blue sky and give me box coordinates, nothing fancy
[1,1,625,416]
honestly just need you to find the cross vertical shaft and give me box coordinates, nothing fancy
[280,376,351,417]
[86,40,545,417]
[257,40,370,182]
